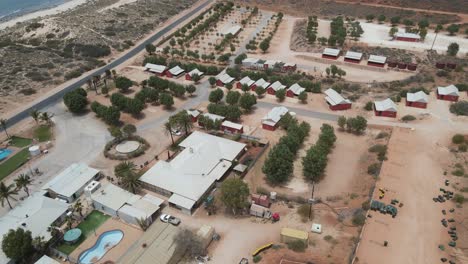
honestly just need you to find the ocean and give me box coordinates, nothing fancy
[0,0,69,21]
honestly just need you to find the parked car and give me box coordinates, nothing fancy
[171,129,182,136]
[160,214,181,225]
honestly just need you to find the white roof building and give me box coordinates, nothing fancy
[344,51,363,60]
[262,106,289,127]
[144,63,166,74]
[437,85,459,96]
[288,83,305,95]
[168,66,185,76]
[368,55,387,64]
[323,48,340,57]
[187,68,204,77]
[284,62,296,67]
[242,57,260,66]
[268,81,286,92]
[220,25,242,36]
[201,113,225,122]
[43,163,100,202]
[406,91,428,103]
[324,88,351,106]
[239,76,255,87]
[0,192,69,264]
[140,131,246,214]
[186,109,201,118]
[374,98,397,112]
[395,32,421,40]
[254,78,270,89]
[264,60,282,67]
[221,120,243,131]
[216,71,235,84]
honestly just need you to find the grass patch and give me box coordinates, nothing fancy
[56,211,110,255]
[0,148,30,181]
[34,125,52,142]
[9,136,32,148]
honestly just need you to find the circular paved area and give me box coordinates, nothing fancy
[115,140,140,154]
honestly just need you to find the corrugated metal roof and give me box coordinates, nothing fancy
[406,91,428,103]
[169,66,185,75]
[323,48,340,56]
[43,163,99,198]
[395,32,421,39]
[345,51,362,60]
[239,76,255,86]
[437,85,459,96]
[254,78,270,89]
[324,88,350,106]
[188,68,204,77]
[144,63,166,73]
[288,83,305,95]
[222,120,243,130]
[374,98,397,112]
[269,81,286,91]
[368,55,387,64]
[262,106,289,125]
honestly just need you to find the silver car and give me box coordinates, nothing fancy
[159,214,181,225]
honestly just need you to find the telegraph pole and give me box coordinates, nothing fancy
[309,181,315,220]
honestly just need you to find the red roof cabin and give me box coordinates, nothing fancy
[374,98,397,118]
[166,66,185,78]
[282,62,297,72]
[185,68,204,81]
[237,76,255,89]
[286,83,305,98]
[406,91,428,109]
[263,60,281,70]
[267,81,286,95]
[186,109,201,122]
[251,78,270,92]
[324,88,352,110]
[344,51,363,64]
[322,48,340,60]
[215,71,235,87]
[251,194,271,208]
[367,55,387,67]
[221,121,244,134]
[437,85,459,102]
[261,106,289,131]
[394,32,421,42]
[144,63,167,76]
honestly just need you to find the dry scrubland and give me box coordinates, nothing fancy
[0,0,196,115]
[338,0,468,14]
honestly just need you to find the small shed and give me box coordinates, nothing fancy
[367,55,387,67]
[199,113,225,127]
[250,203,271,218]
[263,60,281,70]
[237,76,255,89]
[282,62,297,72]
[344,51,363,63]
[29,145,41,156]
[324,88,352,110]
[221,121,243,134]
[242,58,260,68]
[374,98,397,118]
[166,66,185,78]
[280,228,309,244]
[251,78,270,91]
[186,109,201,122]
[251,194,270,208]
[267,81,286,95]
[286,83,305,97]
[437,85,459,102]
[322,48,340,60]
[406,91,428,108]
[185,68,204,81]
[262,106,289,131]
[216,71,235,87]
[394,32,421,42]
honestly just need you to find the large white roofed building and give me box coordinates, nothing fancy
[144,63,167,75]
[139,131,246,214]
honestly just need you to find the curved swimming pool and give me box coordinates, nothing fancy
[77,229,124,264]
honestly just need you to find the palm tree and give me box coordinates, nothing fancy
[177,112,193,136]
[0,118,9,139]
[164,121,175,145]
[136,217,149,231]
[73,200,84,217]
[40,112,54,125]
[114,161,137,178]
[14,174,32,196]
[65,215,73,230]
[121,174,141,194]
[30,110,41,124]
[0,182,18,209]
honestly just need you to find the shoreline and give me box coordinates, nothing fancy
[0,0,89,30]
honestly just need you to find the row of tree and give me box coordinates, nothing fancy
[262,115,311,184]
[91,102,121,125]
[302,124,337,182]
[337,115,367,134]
[329,16,347,46]
[306,16,319,44]
[258,12,283,53]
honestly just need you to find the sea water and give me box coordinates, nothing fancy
[0,0,69,21]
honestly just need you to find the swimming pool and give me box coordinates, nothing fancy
[0,149,12,161]
[77,229,124,264]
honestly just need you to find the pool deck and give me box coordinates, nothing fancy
[69,218,143,263]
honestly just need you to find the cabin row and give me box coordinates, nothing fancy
[186,110,245,134]
[241,58,297,72]
[375,84,461,118]
[144,63,205,81]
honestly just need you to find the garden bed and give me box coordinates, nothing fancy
[104,135,150,160]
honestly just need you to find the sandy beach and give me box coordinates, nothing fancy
[0,0,89,30]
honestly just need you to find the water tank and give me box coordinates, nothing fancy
[28,145,40,156]
[270,192,277,200]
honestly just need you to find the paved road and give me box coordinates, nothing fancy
[4,0,213,129]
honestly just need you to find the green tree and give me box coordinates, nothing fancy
[63,90,88,113]
[126,99,144,116]
[241,84,250,93]
[145,43,156,54]
[226,91,241,105]
[303,145,327,182]
[337,116,346,130]
[447,24,460,35]
[298,91,308,103]
[447,42,459,56]
[225,82,233,90]
[220,177,249,214]
[108,126,123,138]
[419,27,428,40]
[185,85,196,96]
[40,112,54,125]
[377,15,386,23]
[121,174,141,194]
[30,110,41,124]
[191,73,201,84]
[234,53,247,64]
[171,111,193,135]
[275,89,286,102]
[2,228,34,262]
[208,77,217,87]
[259,39,270,53]
[263,144,294,184]
[115,76,133,92]
[366,14,375,22]
[160,93,174,109]
[255,86,266,97]
[418,19,429,29]
[0,182,18,209]
[114,161,137,178]
[122,124,137,136]
[390,16,400,25]
[239,93,257,111]
[0,118,10,139]
[73,200,84,217]
[209,88,224,103]
[174,229,206,258]
[389,27,398,37]
[14,174,32,197]
[164,121,175,145]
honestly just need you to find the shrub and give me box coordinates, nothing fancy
[364,101,373,111]
[452,134,465,144]
[352,210,366,226]
[361,200,370,210]
[253,255,262,263]
[450,101,468,116]
[287,240,307,252]
[453,194,465,204]
[376,132,389,139]
[401,115,416,122]
[297,204,311,222]
[367,163,381,176]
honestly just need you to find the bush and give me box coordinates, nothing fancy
[297,204,311,222]
[352,210,366,226]
[401,115,416,122]
[287,240,307,252]
[253,255,262,263]
[449,101,468,116]
[453,194,465,204]
[364,101,373,111]
[376,132,389,139]
[63,88,88,113]
[361,200,370,210]
[367,163,381,176]
[452,134,465,144]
